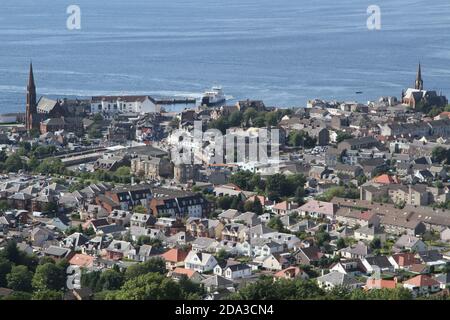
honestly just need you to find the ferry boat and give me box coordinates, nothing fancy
[201,86,226,107]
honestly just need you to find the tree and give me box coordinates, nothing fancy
[217,195,233,210]
[43,202,58,214]
[243,197,263,215]
[265,173,288,201]
[432,146,450,164]
[251,197,263,215]
[215,249,231,265]
[98,269,124,291]
[106,273,184,300]
[267,216,284,232]
[0,257,12,287]
[370,237,382,250]
[2,240,20,264]
[7,265,33,292]
[133,205,147,213]
[1,291,32,300]
[35,158,65,175]
[124,258,166,281]
[336,131,353,143]
[115,166,130,177]
[228,111,242,127]
[336,238,347,250]
[32,290,63,300]
[315,231,331,246]
[32,263,65,291]
[4,154,25,172]
[265,112,278,127]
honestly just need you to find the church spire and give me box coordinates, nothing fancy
[28,61,35,90]
[26,61,37,133]
[415,63,423,90]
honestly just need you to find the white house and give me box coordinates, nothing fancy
[239,238,284,257]
[184,251,218,273]
[91,96,160,115]
[214,261,252,280]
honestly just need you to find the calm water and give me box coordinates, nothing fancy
[1,0,450,113]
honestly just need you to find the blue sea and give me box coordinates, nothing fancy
[1,0,450,113]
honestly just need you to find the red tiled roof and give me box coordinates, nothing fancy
[391,253,420,267]
[365,278,397,289]
[69,254,94,268]
[161,248,189,263]
[172,267,196,278]
[403,275,440,287]
[373,174,400,185]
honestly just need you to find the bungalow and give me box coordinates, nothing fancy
[298,200,336,219]
[402,275,441,297]
[272,201,299,216]
[170,267,205,283]
[201,275,234,293]
[434,273,450,289]
[338,242,372,259]
[316,271,364,290]
[361,256,394,274]
[365,278,398,290]
[416,250,447,267]
[393,235,427,252]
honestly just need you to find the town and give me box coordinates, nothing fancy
[1,63,450,300]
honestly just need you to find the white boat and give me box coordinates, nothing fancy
[201,86,226,107]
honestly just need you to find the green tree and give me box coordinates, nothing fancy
[0,257,12,287]
[6,265,33,292]
[370,237,382,250]
[432,146,450,164]
[36,158,65,175]
[267,216,284,232]
[336,131,353,144]
[4,154,25,172]
[31,290,63,300]
[133,205,147,213]
[124,258,166,281]
[336,237,347,250]
[32,263,65,291]
[1,291,32,300]
[106,273,184,300]
[98,269,124,291]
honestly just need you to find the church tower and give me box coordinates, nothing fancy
[26,62,37,132]
[415,63,424,90]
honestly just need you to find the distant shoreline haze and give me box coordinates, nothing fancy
[1,0,450,112]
